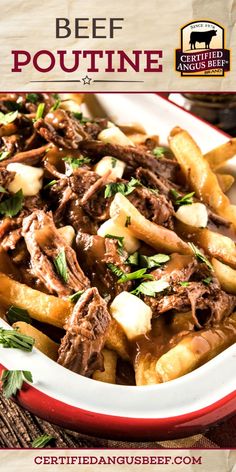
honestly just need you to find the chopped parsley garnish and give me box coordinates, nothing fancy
[107,263,124,278]
[125,216,131,227]
[140,253,170,269]
[179,281,190,287]
[31,434,55,449]
[171,189,195,206]
[73,112,90,123]
[26,93,40,104]
[1,370,33,399]
[7,306,31,325]
[127,251,139,266]
[43,179,57,190]
[111,157,117,168]
[52,93,60,100]
[68,290,84,304]
[105,234,124,254]
[35,103,45,120]
[203,276,212,285]
[0,328,35,352]
[189,243,213,271]
[132,279,170,297]
[0,150,10,162]
[63,156,91,170]
[0,189,24,217]
[118,268,153,284]
[54,250,68,282]
[152,146,166,158]
[104,177,141,199]
[0,185,7,193]
[0,110,18,126]
[126,252,170,269]
[50,99,61,111]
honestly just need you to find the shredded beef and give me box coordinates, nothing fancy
[76,232,132,300]
[0,169,15,201]
[22,210,90,297]
[34,109,88,149]
[80,140,179,181]
[128,186,175,229]
[145,254,236,327]
[57,287,111,376]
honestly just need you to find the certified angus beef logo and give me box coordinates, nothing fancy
[175,20,230,76]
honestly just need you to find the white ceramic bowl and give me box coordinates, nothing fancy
[0,94,235,440]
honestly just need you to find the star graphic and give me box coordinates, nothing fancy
[82,75,92,85]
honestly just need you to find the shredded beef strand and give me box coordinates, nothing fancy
[57,287,111,376]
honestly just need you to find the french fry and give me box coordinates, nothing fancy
[169,128,236,230]
[155,314,236,382]
[110,193,191,255]
[13,322,59,361]
[0,273,73,328]
[216,173,235,193]
[135,353,161,386]
[212,258,236,294]
[197,228,236,268]
[105,319,130,361]
[60,93,84,112]
[204,138,236,170]
[134,313,194,386]
[92,348,117,384]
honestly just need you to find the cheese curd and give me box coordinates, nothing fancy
[7,163,44,196]
[94,156,125,180]
[110,291,152,340]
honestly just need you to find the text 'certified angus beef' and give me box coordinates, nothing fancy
[0,92,235,387]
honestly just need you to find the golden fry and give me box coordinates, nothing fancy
[0,273,73,328]
[212,258,236,294]
[13,322,59,361]
[204,138,236,170]
[105,319,130,361]
[92,348,117,384]
[169,128,236,230]
[197,228,236,268]
[110,193,191,254]
[216,173,235,193]
[155,314,236,382]
[135,353,161,386]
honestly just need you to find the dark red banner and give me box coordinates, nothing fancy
[175,48,230,73]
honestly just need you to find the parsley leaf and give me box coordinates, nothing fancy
[0,150,10,162]
[43,179,57,190]
[68,290,84,303]
[0,189,23,217]
[105,234,124,251]
[73,112,90,124]
[152,146,166,158]
[0,110,18,126]
[26,93,40,104]
[140,253,170,269]
[189,243,213,270]
[179,281,190,287]
[127,251,139,266]
[1,370,33,399]
[118,268,153,283]
[63,156,91,169]
[0,185,7,193]
[7,306,31,325]
[54,250,68,282]
[50,99,61,111]
[0,328,34,352]
[111,157,117,168]
[35,103,45,120]
[203,276,212,285]
[171,189,195,206]
[104,177,141,199]
[107,263,124,278]
[132,279,169,297]
[31,434,55,449]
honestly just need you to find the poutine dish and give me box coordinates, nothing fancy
[0,92,236,388]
